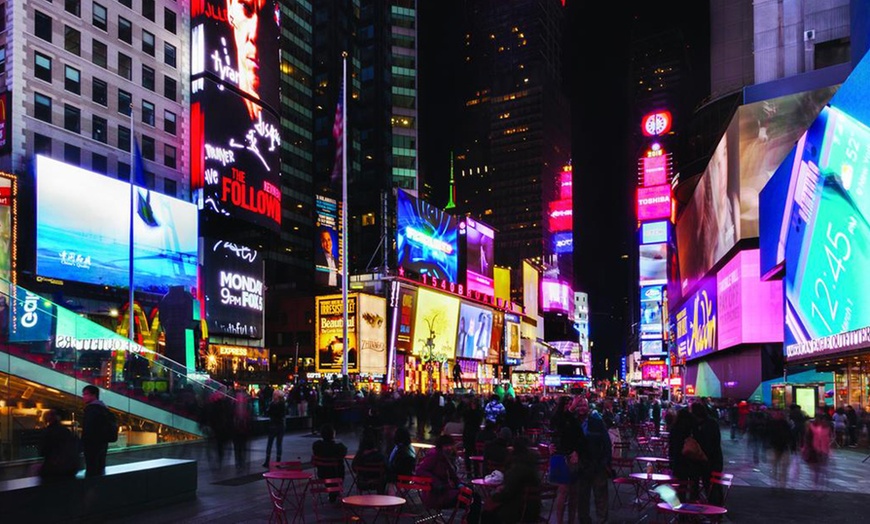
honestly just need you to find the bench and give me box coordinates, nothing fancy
[0,458,197,523]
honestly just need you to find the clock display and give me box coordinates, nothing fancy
[642,111,672,136]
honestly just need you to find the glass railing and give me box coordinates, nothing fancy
[0,277,233,463]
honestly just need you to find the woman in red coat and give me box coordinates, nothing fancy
[415,435,461,509]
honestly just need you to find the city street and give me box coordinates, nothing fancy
[95,425,870,524]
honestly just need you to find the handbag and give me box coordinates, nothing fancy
[548,454,573,484]
[682,435,708,463]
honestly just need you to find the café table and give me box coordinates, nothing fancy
[263,469,313,523]
[655,502,727,522]
[635,456,670,472]
[342,494,406,523]
[471,477,501,498]
[629,472,673,511]
[411,442,436,461]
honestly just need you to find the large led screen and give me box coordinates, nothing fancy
[411,288,459,362]
[464,217,495,296]
[639,243,667,285]
[203,238,264,339]
[315,194,341,287]
[548,199,573,232]
[190,0,280,115]
[504,313,521,364]
[358,293,387,375]
[35,156,197,294]
[639,285,664,340]
[641,220,669,245]
[716,249,783,350]
[552,232,573,254]
[489,311,504,363]
[637,184,671,221]
[541,279,571,314]
[642,154,668,186]
[784,105,870,345]
[675,277,717,362]
[393,285,417,353]
[316,294,358,373]
[397,190,458,282]
[456,302,493,360]
[191,77,281,230]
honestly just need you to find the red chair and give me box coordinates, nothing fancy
[610,456,639,509]
[395,475,441,522]
[444,485,475,524]
[309,477,345,523]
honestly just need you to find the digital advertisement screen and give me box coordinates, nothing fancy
[0,175,11,283]
[641,361,667,381]
[191,77,281,230]
[504,313,521,364]
[641,220,669,245]
[35,156,198,295]
[358,293,387,375]
[642,154,668,186]
[315,294,358,373]
[7,288,54,343]
[548,199,573,232]
[541,279,571,314]
[675,277,717,361]
[784,105,870,345]
[315,194,341,288]
[716,249,783,350]
[639,285,664,340]
[759,146,798,279]
[463,217,495,296]
[639,242,667,284]
[190,0,280,115]
[637,184,671,221]
[456,302,494,360]
[203,238,264,339]
[393,285,417,353]
[558,168,573,200]
[552,231,573,254]
[489,311,504,363]
[411,287,459,362]
[396,190,458,282]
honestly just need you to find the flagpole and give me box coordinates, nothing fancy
[128,104,135,347]
[340,51,349,380]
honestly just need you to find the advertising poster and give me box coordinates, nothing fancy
[639,243,667,284]
[8,288,54,343]
[315,294,358,373]
[641,340,666,358]
[0,91,9,155]
[203,238,264,338]
[548,199,573,232]
[541,279,571,314]
[504,313,521,363]
[640,220,668,245]
[639,285,664,340]
[675,277,717,361]
[551,231,573,254]
[358,293,387,375]
[637,184,671,221]
[315,194,341,287]
[456,302,493,360]
[716,249,782,350]
[0,175,11,284]
[35,156,198,294]
[642,155,668,186]
[411,288,459,362]
[489,310,504,363]
[397,190,458,282]
[464,218,495,296]
[394,285,417,353]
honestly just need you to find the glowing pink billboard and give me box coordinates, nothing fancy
[541,279,572,314]
[637,184,671,221]
[716,248,783,350]
[548,200,573,232]
[642,155,668,186]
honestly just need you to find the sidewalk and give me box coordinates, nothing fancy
[96,426,870,523]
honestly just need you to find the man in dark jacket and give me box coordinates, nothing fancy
[39,408,80,479]
[312,423,347,501]
[691,402,724,504]
[81,385,111,477]
[573,396,612,524]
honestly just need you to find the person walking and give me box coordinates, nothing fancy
[803,410,832,489]
[262,389,287,467]
[572,396,611,524]
[81,384,111,477]
[691,402,724,505]
[767,408,791,488]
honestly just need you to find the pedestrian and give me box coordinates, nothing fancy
[803,410,832,489]
[484,394,506,425]
[767,408,791,488]
[231,390,253,472]
[690,401,723,504]
[572,396,611,524]
[262,389,287,467]
[667,408,698,497]
[845,405,858,446]
[651,398,662,436]
[81,384,111,477]
[548,396,581,524]
[832,407,848,447]
[39,408,80,480]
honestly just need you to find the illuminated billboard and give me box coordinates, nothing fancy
[411,287,460,362]
[0,174,11,283]
[504,313,521,364]
[637,184,671,221]
[558,167,573,200]
[393,285,417,353]
[552,232,573,254]
[541,279,571,314]
[315,294,358,373]
[639,285,663,340]
[35,156,198,294]
[456,302,494,360]
[315,194,341,288]
[639,243,667,285]
[397,190,458,282]
[641,154,668,186]
[203,238,264,339]
[463,217,495,296]
[716,249,783,350]
[191,77,281,230]
[640,220,668,245]
[675,277,717,361]
[358,293,387,375]
[548,199,573,232]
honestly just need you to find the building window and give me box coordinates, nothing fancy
[119,0,132,9]
[64,66,81,94]
[163,176,177,196]
[142,30,155,56]
[118,16,132,44]
[142,65,155,91]
[92,153,108,174]
[163,76,176,101]
[92,115,107,143]
[93,3,107,31]
[118,161,130,181]
[64,0,80,16]
[142,0,155,21]
[141,135,155,160]
[92,78,108,106]
[118,89,132,116]
[118,52,132,80]
[142,100,155,126]
[35,11,52,42]
[34,133,52,155]
[92,39,108,68]
[164,144,177,169]
[34,51,52,82]
[164,110,176,135]
[64,143,81,165]
[118,125,131,152]
[164,42,176,68]
[0,46,6,75]
[34,93,52,123]
[64,104,81,133]
[0,4,6,33]
[164,7,176,34]
[65,25,81,55]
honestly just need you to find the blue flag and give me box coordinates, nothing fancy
[133,138,158,227]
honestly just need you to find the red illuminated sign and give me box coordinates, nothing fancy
[558,167,572,200]
[637,184,671,221]
[548,199,572,232]
[642,155,668,186]
[641,110,672,137]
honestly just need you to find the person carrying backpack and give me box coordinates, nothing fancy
[82,385,115,477]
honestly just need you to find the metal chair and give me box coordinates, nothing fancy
[395,474,442,523]
[309,477,345,523]
[444,485,475,524]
